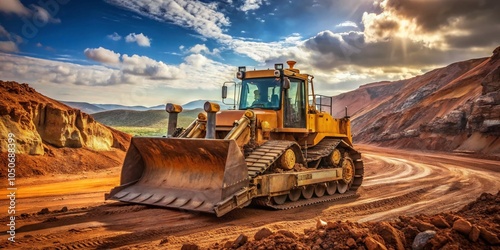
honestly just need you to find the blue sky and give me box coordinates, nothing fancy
[0,0,499,106]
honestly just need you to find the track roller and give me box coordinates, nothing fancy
[288,189,301,201]
[302,185,314,199]
[314,184,326,197]
[326,181,337,195]
[273,194,287,205]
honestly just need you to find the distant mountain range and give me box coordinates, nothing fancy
[61,100,230,114]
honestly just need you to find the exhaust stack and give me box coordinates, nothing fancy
[165,103,183,137]
[204,101,220,139]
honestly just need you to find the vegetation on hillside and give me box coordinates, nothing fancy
[92,109,203,136]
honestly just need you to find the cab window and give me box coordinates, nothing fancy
[284,79,306,128]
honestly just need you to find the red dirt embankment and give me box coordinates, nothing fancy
[332,46,500,157]
[212,192,500,250]
[0,81,130,178]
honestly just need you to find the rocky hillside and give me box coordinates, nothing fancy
[0,81,131,176]
[333,46,500,156]
[210,192,500,249]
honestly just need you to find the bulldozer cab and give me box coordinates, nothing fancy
[237,75,306,128]
[239,78,281,110]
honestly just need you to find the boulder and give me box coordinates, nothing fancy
[430,215,450,228]
[480,227,500,245]
[232,234,248,248]
[469,226,480,242]
[375,222,405,250]
[452,218,472,235]
[254,227,272,241]
[365,236,388,250]
[412,230,436,250]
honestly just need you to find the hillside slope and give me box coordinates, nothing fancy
[60,101,106,114]
[333,46,500,156]
[0,81,131,177]
[92,108,203,129]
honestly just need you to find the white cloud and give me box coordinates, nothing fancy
[0,53,121,86]
[107,32,122,41]
[336,21,358,28]
[106,0,232,41]
[84,47,121,64]
[121,54,184,80]
[0,0,30,16]
[188,44,220,56]
[239,0,263,12]
[227,33,303,63]
[0,25,9,38]
[1,46,236,91]
[0,41,18,53]
[0,52,235,105]
[189,44,209,54]
[31,5,61,24]
[125,33,151,47]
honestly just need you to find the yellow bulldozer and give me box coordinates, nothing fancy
[106,61,364,216]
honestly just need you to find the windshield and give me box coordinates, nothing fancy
[239,78,282,110]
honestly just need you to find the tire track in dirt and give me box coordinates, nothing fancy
[3,145,499,249]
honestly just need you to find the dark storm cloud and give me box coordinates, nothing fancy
[301,31,366,70]
[295,0,500,71]
[348,39,484,67]
[304,31,364,55]
[445,25,500,49]
[297,32,493,71]
[368,18,399,41]
[380,0,500,49]
[383,0,498,32]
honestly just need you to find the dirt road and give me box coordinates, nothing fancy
[1,145,499,249]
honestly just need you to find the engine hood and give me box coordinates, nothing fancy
[216,109,278,127]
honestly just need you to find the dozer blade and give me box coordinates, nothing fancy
[107,137,249,216]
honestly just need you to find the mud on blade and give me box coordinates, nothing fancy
[107,137,249,215]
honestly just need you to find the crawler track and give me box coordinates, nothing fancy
[253,191,359,210]
[245,140,300,178]
[247,138,364,209]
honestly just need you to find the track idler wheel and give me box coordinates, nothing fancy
[338,157,355,194]
[325,149,342,166]
[278,149,296,170]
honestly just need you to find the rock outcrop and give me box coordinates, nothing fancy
[332,46,500,156]
[210,192,500,249]
[0,81,130,155]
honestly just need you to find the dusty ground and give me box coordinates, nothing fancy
[1,145,499,249]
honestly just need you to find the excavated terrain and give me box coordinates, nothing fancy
[1,145,498,249]
[0,81,130,178]
[1,51,499,249]
[332,46,500,157]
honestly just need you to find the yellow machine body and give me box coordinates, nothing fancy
[107,61,364,216]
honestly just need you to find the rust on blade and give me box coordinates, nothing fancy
[108,137,249,214]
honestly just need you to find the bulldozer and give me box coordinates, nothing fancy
[106,61,364,217]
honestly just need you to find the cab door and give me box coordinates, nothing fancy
[284,79,306,128]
